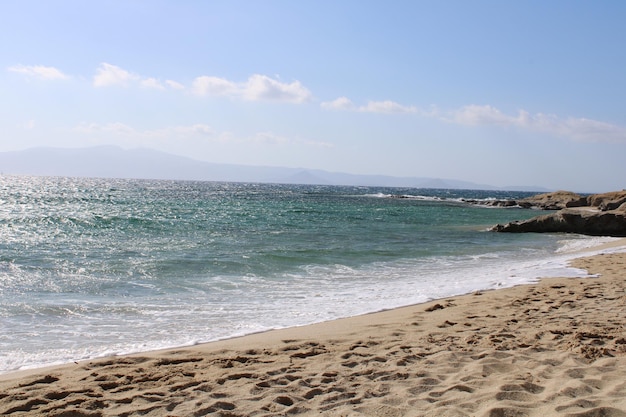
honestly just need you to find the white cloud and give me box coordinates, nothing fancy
[448,104,626,143]
[171,124,214,136]
[192,76,238,96]
[252,132,291,145]
[321,98,626,142]
[192,74,312,103]
[251,132,333,148]
[74,122,214,139]
[75,122,137,135]
[93,63,182,91]
[140,77,165,90]
[165,80,185,90]
[89,65,312,102]
[450,104,522,126]
[8,64,69,80]
[93,63,139,87]
[243,74,311,103]
[321,97,417,114]
[321,96,356,111]
[534,114,626,143]
[359,100,418,114]
[303,138,334,148]
[74,122,331,148]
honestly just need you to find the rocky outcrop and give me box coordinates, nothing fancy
[518,191,588,210]
[491,190,626,236]
[492,207,626,236]
[586,190,626,211]
[466,190,588,210]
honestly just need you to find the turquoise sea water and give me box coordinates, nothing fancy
[0,176,616,373]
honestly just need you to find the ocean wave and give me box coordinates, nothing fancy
[555,236,624,254]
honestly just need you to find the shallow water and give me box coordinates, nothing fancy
[0,176,616,373]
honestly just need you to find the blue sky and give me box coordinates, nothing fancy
[2,0,625,192]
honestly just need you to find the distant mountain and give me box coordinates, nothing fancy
[278,170,333,185]
[0,146,550,192]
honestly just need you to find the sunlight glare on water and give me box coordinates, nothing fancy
[0,176,613,373]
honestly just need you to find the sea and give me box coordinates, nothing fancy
[0,175,621,374]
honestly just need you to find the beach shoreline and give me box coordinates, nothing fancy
[1,241,625,416]
[2,235,621,378]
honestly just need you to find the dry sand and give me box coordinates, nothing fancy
[1,250,625,416]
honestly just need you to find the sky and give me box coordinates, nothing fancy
[1,0,626,192]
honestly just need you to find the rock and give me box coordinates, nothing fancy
[462,198,532,208]
[467,190,588,210]
[491,189,626,236]
[492,207,626,236]
[518,190,587,210]
[586,190,626,211]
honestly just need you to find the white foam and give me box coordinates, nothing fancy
[555,236,623,254]
[3,236,625,375]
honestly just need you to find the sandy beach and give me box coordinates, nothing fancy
[1,249,625,416]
